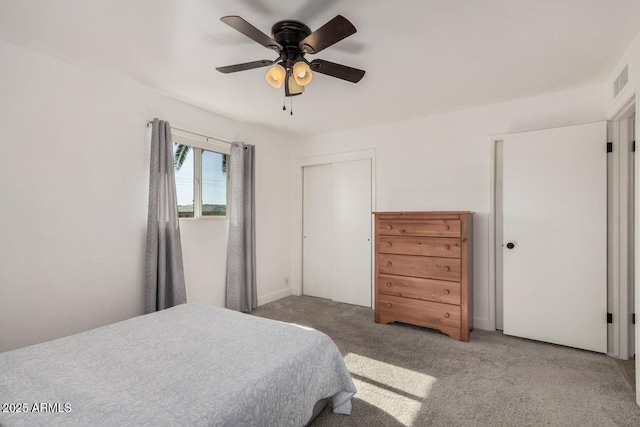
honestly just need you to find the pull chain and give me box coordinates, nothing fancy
[282,92,286,111]
[290,96,293,116]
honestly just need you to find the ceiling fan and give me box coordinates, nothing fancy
[216,15,365,98]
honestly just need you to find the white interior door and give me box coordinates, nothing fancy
[302,164,332,299]
[302,159,372,307]
[331,159,372,306]
[502,121,607,353]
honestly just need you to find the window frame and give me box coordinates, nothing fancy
[172,131,230,220]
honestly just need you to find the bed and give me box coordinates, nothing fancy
[0,303,356,426]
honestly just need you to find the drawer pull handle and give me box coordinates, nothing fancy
[387,303,392,308]
[386,242,392,248]
[443,266,451,272]
[386,225,392,230]
[444,244,450,250]
[387,261,392,267]
[386,282,392,287]
[443,289,451,295]
[444,312,450,318]
[445,225,450,231]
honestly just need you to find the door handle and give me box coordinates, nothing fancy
[506,242,515,249]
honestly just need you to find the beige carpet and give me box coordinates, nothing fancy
[252,295,640,427]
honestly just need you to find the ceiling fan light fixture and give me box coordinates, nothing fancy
[293,61,313,86]
[218,14,365,105]
[286,74,304,96]
[265,64,286,88]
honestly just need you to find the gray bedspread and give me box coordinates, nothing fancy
[0,303,356,426]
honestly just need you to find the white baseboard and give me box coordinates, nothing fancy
[257,288,293,306]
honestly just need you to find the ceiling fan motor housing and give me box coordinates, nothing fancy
[272,20,311,67]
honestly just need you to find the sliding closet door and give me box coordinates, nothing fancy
[302,164,333,299]
[302,159,372,307]
[332,159,372,306]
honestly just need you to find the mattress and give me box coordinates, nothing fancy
[0,303,356,426]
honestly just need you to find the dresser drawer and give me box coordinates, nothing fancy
[377,219,461,237]
[378,236,461,258]
[378,294,461,328]
[378,254,461,281]
[378,274,460,304]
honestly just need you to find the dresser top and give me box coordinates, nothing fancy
[372,211,474,215]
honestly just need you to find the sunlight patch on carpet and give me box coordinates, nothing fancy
[345,353,436,426]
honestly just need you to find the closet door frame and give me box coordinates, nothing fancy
[293,149,377,306]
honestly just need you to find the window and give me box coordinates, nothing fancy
[201,150,228,216]
[173,141,228,218]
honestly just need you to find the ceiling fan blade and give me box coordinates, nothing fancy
[299,15,356,54]
[220,16,282,51]
[216,59,275,74]
[309,59,365,83]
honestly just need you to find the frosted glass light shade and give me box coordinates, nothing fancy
[293,61,313,86]
[265,64,286,88]
[287,75,304,95]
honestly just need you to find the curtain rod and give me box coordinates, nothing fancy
[146,120,233,145]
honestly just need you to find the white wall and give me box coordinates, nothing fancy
[606,30,640,118]
[0,40,293,352]
[292,85,606,330]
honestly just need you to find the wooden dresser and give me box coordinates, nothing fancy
[374,211,473,341]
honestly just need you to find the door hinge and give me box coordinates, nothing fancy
[607,142,613,153]
[633,141,636,152]
[633,313,636,325]
[607,313,613,323]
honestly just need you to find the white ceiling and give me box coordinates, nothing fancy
[1,0,639,138]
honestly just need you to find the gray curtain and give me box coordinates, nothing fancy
[226,142,257,312]
[144,118,187,313]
